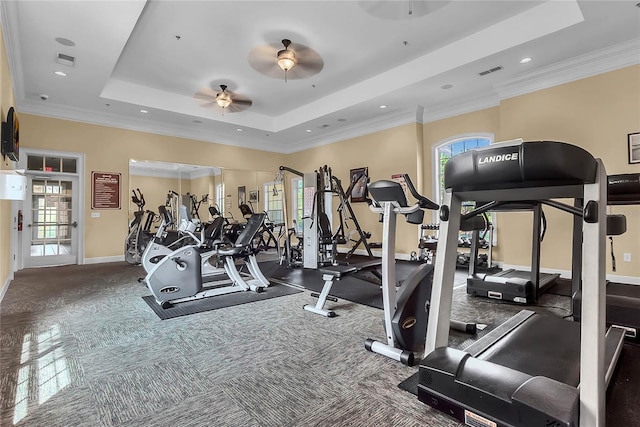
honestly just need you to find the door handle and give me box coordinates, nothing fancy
[72,221,78,228]
[27,224,32,228]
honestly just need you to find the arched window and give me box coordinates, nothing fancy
[433,134,492,205]
[432,134,494,252]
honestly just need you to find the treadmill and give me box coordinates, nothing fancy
[418,140,625,427]
[574,173,640,339]
[466,202,560,304]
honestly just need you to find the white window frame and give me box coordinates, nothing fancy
[290,177,303,233]
[432,132,494,205]
[263,181,284,224]
[432,133,496,244]
[215,183,225,216]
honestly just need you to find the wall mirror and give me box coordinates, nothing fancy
[128,160,285,226]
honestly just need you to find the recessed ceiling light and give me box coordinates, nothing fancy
[306,129,312,133]
[441,84,453,90]
[140,109,148,113]
[193,120,202,123]
[520,57,533,64]
[379,105,387,109]
[236,128,243,132]
[54,71,67,77]
[337,118,346,122]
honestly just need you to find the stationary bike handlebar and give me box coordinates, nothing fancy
[400,174,439,210]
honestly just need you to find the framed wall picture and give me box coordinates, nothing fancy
[349,167,369,203]
[238,186,246,205]
[249,190,259,203]
[628,132,640,164]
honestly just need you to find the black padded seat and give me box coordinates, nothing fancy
[203,217,225,240]
[239,203,253,217]
[216,213,265,257]
[318,259,381,278]
[444,141,598,191]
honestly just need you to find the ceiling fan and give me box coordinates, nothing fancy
[248,39,324,82]
[193,85,252,114]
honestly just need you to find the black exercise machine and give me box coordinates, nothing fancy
[466,201,560,303]
[418,140,625,427]
[308,174,476,366]
[573,172,640,340]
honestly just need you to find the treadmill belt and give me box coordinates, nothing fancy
[494,269,558,285]
[607,282,640,299]
[478,315,581,386]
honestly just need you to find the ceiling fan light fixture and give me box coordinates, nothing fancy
[216,94,231,109]
[277,49,296,71]
[216,85,232,109]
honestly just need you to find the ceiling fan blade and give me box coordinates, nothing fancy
[194,88,217,103]
[202,101,218,109]
[226,100,252,113]
[232,98,252,106]
[248,46,282,78]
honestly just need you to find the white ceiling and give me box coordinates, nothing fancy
[2,1,639,154]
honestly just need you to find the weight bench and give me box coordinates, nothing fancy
[303,260,382,317]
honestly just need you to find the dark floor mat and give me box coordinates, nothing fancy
[260,260,385,309]
[607,342,640,426]
[142,283,301,320]
[260,261,382,309]
[260,259,469,310]
[545,277,572,297]
[399,343,640,427]
[398,370,420,395]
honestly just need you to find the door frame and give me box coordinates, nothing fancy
[17,148,85,268]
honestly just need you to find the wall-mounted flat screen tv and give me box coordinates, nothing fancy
[1,107,19,162]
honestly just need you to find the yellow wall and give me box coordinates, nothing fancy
[1,24,16,288]
[497,66,640,277]
[128,174,181,218]
[20,114,286,259]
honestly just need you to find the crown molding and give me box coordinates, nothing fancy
[497,39,640,100]
[420,39,640,125]
[421,92,501,125]
[282,108,416,154]
[17,99,291,154]
[0,1,25,103]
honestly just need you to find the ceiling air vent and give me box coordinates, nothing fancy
[56,53,76,67]
[478,65,503,76]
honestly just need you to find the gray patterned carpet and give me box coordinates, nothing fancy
[0,258,578,427]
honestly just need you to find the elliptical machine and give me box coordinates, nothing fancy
[125,189,156,265]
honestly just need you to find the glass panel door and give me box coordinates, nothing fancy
[23,176,79,267]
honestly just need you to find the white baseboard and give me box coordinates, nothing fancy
[502,263,639,286]
[84,255,125,265]
[0,272,13,303]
